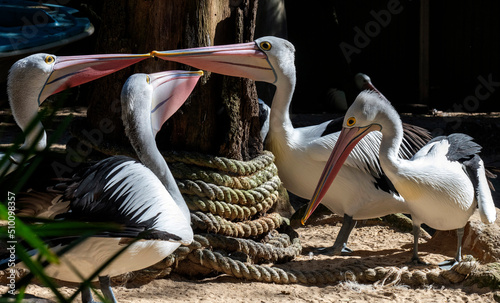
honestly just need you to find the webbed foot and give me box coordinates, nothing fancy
[438,259,458,270]
[314,243,353,256]
[410,256,429,266]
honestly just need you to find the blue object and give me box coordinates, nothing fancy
[0,0,93,56]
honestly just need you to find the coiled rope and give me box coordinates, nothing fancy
[132,235,492,288]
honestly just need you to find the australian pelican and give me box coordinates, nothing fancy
[2,52,151,176]
[6,69,202,302]
[303,90,497,268]
[151,36,431,255]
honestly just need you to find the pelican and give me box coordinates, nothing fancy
[355,73,374,91]
[151,36,430,255]
[304,90,497,268]
[2,52,151,176]
[6,70,202,302]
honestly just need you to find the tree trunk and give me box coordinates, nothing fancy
[81,0,262,161]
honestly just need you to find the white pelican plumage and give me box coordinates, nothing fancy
[152,36,431,255]
[305,90,497,268]
[258,98,271,141]
[2,52,150,176]
[6,70,202,302]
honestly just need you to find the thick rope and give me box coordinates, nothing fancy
[178,175,281,206]
[164,150,275,176]
[177,232,302,264]
[171,162,278,190]
[190,211,284,238]
[179,248,484,287]
[184,194,277,220]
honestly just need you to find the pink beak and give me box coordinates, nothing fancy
[357,74,388,101]
[39,53,151,104]
[151,42,276,84]
[301,124,382,225]
[148,70,203,135]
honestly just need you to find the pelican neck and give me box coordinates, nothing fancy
[123,104,190,222]
[377,107,405,176]
[268,74,295,134]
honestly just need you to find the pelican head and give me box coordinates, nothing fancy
[354,73,372,90]
[7,52,150,151]
[354,72,389,101]
[151,36,296,86]
[301,91,392,224]
[151,37,297,135]
[121,70,204,138]
[120,70,202,183]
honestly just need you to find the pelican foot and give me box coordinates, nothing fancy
[81,287,99,303]
[438,259,458,270]
[80,277,117,303]
[410,257,429,266]
[314,244,353,256]
[99,276,118,303]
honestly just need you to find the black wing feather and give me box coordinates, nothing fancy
[320,117,344,137]
[429,133,481,163]
[57,156,166,238]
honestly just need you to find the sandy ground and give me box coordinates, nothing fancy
[2,213,499,303]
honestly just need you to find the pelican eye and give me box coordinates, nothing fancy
[44,55,55,64]
[146,75,151,84]
[259,41,272,51]
[346,117,356,127]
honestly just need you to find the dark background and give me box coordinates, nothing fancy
[2,0,500,114]
[0,0,498,200]
[278,0,500,114]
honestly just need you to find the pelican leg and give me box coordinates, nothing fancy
[99,276,117,303]
[410,224,428,265]
[316,214,357,256]
[455,227,464,262]
[438,227,464,270]
[81,286,97,303]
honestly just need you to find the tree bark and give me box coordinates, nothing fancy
[82,0,262,161]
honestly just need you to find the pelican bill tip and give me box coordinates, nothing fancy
[151,50,176,57]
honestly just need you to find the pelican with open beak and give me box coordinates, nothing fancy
[4,52,151,175]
